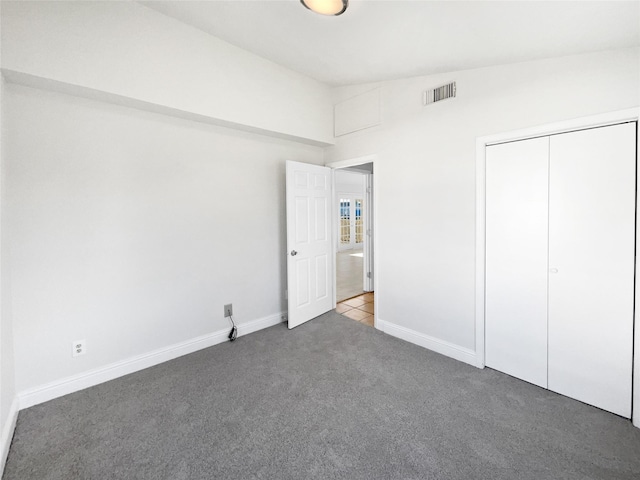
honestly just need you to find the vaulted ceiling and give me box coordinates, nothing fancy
[141,1,640,87]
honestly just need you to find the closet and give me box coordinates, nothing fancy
[485,122,636,418]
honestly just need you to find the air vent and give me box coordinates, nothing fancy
[423,82,456,106]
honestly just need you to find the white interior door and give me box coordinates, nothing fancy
[485,137,550,388]
[286,161,333,329]
[548,123,636,418]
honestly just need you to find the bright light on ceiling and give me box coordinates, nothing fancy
[300,0,348,16]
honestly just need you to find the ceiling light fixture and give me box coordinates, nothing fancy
[300,0,348,16]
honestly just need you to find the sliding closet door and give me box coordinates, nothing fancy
[485,137,550,388]
[548,123,636,418]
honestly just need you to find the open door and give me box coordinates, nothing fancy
[286,161,333,328]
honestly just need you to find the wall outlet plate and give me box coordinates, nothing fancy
[224,304,233,318]
[73,339,86,357]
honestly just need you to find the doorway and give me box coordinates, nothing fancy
[331,160,375,328]
[335,169,365,302]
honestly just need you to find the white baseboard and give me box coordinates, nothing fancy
[0,397,19,476]
[237,312,285,337]
[18,313,285,410]
[378,318,477,367]
[374,316,384,332]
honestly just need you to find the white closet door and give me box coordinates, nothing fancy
[485,137,550,388]
[548,123,636,418]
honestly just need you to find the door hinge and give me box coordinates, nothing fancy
[367,272,372,279]
[366,186,372,193]
[366,229,372,236]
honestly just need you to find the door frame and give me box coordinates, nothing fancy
[475,108,640,426]
[327,155,380,330]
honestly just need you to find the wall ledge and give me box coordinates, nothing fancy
[2,69,333,148]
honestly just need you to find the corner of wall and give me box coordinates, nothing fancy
[0,65,19,477]
[0,397,18,475]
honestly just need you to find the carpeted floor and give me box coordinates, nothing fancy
[4,311,640,479]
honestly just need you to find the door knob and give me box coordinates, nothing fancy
[290,250,298,256]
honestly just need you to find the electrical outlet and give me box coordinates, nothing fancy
[72,339,86,357]
[224,303,233,318]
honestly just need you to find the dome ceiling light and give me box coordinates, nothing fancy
[300,0,349,16]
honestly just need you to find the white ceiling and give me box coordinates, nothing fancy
[141,0,640,87]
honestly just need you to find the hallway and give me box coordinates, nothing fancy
[336,249,364,302]
[336,292,374,327]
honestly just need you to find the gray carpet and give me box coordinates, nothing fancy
[4,311,640,480]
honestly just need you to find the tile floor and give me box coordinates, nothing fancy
[336,292,374,327]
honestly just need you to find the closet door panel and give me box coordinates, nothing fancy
[485,137,549,388]
[548,122,636,418]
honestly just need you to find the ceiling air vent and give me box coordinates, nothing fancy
[423,81,456,106]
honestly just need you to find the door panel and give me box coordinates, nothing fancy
[295,197,309,243]
[548,123,636,418]
[316,255,328,299]
[339,198,351,250]
[355,199,363,244]
[287,161,333,329]
[337,195,364,251]
[295,259,310,308]
[485,137,550,388]
[314,198,327,240]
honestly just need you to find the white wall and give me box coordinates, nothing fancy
[1,1,333,146]
[4,83,323,393]
[0,11,18,469]
[326,48,640,354]
[335,170,365,196]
